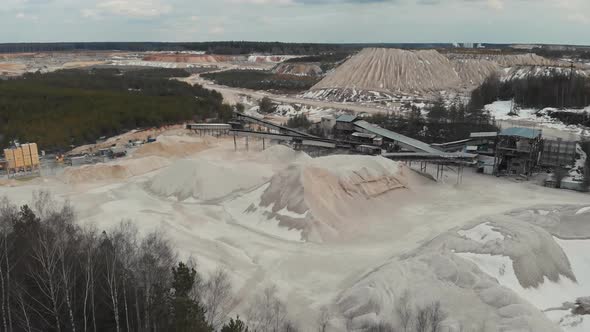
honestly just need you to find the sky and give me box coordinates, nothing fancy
[1,0,589,45]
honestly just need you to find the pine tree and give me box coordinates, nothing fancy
[221,316,249,332]
[170,263,212,332]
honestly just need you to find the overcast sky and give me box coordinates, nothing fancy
[1,0,589,45]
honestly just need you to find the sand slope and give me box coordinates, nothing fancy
[309,48,564,100]
[226,155,411,242]
[312,48,462,94]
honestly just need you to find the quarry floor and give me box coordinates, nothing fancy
[2,135,589,330]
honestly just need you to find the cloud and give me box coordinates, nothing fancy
[487,0,503,10]
[209,25,225,35]
[567,13,589,25]
[15,11,39,20]
[83,0,173,19]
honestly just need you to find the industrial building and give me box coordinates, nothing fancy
[493,127,543,176]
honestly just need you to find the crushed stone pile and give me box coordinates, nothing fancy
[62,156,170,184]
[147,158,270,201]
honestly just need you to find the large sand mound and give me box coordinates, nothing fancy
[309,48,562,100]
[312,48,462,94]
[338,213,575,331]
[227,155,410,242]
[62,156,170,184]
[147,159,270,202]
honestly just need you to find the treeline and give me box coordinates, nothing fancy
[0,69,233,150]
[532,47,590,60]
[0,192,302,332]
[0,42,347,55]
[202,70,320,94]
[470,73,590,110]
[367,98,498,144]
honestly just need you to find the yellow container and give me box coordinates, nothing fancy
[13,147,24,169]
[22,144,32,167]
[4,149,16,170]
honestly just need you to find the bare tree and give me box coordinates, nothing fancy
[203,267,232,329]
[317,306,331,332]
[396,291,413,332]
[0,197,17,332]
[427,301,446,332]
[30,211,63,332]
[247,285,290,332]
[51,202,78,332]
[415,301,447,332]
[81,226,99,332]
[137,230,176,331]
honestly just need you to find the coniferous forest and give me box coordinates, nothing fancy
[0,69,233,151]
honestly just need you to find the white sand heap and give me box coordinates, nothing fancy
[147,158,270,202]
[252,144,312,165]
[273,63,323,76]
[309,48,564,100]
[227,155,410,242]
[312,48,462,94]
[338,214,576,332]
[133,135,211,158]
[62,156,170,184]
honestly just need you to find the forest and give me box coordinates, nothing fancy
[0,68,233,151]
[201,70,320,94]
[0,42,347,55]
[0,192,301,332]
[366,98,498,144]
[0,42,459,55]
[469,73,590,111]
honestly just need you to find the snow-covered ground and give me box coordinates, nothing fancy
[2,132,590,331]
[486,100,590,137]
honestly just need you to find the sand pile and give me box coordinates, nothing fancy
[308,48,566,100]
[147,159,270,201]
[142,54,244,63]
[253,144,312,165]
[503,65,590,81]
[133,135,211,158]
[273,63,323,76]
[62,156,170,184]
[312,48,462,95]
[451,59,500,86]
[233,155,409,242]
[68,125,187,155]
[337,212,578,331]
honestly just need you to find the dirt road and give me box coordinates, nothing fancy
[180,74,395,115]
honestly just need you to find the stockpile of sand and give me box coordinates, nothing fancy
[233,155,410,242]
[273,63,323,76]
[253,144,312,165]
[308,48,567,100]
[68,125,187,155]
[133,135,211,158]
[147,158,270,201]
[312,48,462,94]
[62,156,170,184]
[337,212,579,331]
[142,54,245,63]
[452,59,500,86]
